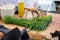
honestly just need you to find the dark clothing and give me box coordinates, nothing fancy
[21,28,30,40]
[0,25,30,40]
[0,25,9,35]
[2,28,21,40]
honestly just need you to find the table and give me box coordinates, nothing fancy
[38,0,56,11]
[0,13,60,40]
[0,20,47,40]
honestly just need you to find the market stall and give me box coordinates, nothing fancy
[0,0,59,40]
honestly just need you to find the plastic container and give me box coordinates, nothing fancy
[18,0,24,17]
[1,4,15,18]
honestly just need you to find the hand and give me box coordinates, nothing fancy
[0,32,4,40]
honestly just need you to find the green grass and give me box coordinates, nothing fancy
[2,15,52,31]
